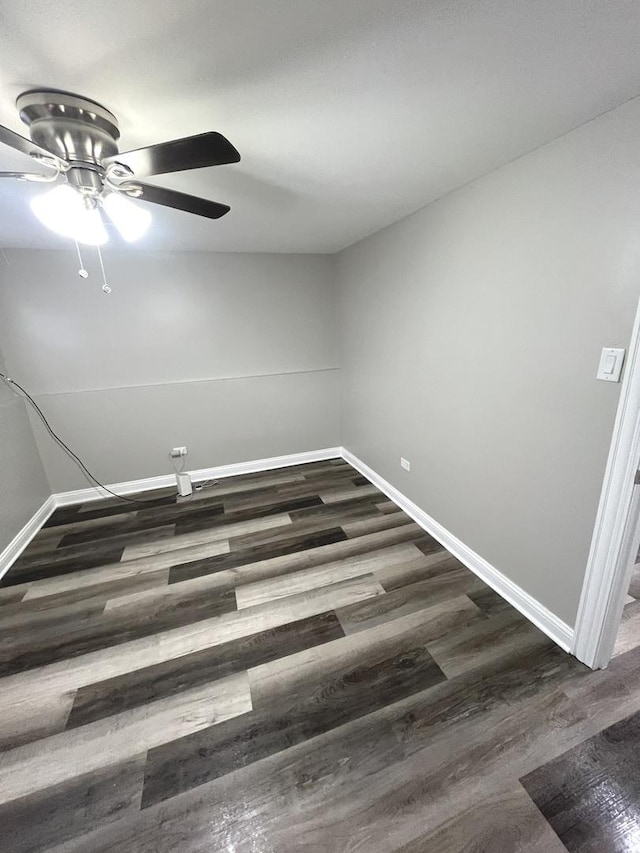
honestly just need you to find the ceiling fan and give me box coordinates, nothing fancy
[0,89,241,245]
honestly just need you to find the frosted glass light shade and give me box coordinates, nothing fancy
[102,193,151,242]
[30,184,108,245]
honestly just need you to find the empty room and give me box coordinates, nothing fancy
[3,2,640,851]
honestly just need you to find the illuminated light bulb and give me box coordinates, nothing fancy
[102,192,151,242]
[74,204,108,246]
[30,184,108,245]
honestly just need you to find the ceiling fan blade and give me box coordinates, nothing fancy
[119,181,230,219]
[0,171,58,181]
[0,124,65,169]
[102,132,240,178]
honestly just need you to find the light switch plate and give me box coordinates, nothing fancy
[597,347,625,382]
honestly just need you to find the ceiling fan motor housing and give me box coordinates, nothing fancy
[0,88,238,221]
[17,90,120,194]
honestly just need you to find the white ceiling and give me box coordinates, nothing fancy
[2,0,640,254]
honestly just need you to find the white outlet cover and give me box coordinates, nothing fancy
[401,457,411,471]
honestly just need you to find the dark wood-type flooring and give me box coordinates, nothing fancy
[1,458,640,851]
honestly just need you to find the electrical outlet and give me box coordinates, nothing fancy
[170,446,188,458]
[401,457,410,471]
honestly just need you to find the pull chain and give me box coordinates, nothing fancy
[96,244,111,293]
[74,240,88,279]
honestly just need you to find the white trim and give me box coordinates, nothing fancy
[0,496,56,582]
[53,447,343,507]
[341,448,574,653]
[573,300,640,668]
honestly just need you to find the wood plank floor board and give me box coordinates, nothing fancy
[1,545,127,587]
[224,512,375,554]
[30,511,137,542]
[55,522,177,551]
[174,495,325,534]
[425,608,551,679]
[101,570,239,615]
[296,523,429,570]
[389,783,568,853]
[271,474,375,498]
[221,474,362,512]
[288,493,393,521]
[341,512,414,538]
[144,677,585,852]
[188,471,306,499]
[66,612,345,729]
[1,459,638,850]
[248,604,482,709]
[20,537,231,599]
[351,474,370,486]
[281,689,589,853]
[415,534,450,556]
[11,538,134,573]
[391,642,587,760]
[560,643,640,739]
[216,487,334,515]
[627,564,640,599]
[0,754,146,853]
[99,500,226,532]
[318,484,381,504]
[0,587,239,677]
[49,667,585,853]
[374,550,467,591]
[285,459,349,477]
[218,483,321,508]
[0,673,252,805]
[377,501,402,514]
[167,527,348,584]
[235,543,423,610]
[369,564,487,617]
[0,598,108,639]
[103,544,397,616]
[77,486,179,510]
[0,575,385,711]
[521,709,640,853]
[121,512,292,562]
[43,715,406,853]
[613,598,640,657]
[41,507,83,528]
[45,494,176,526]
[0,690,76,752]
[468,584,516,617]
[140,629,446,807]
[20,531,64,556]
[0,588,27,607]
[336,583,484,635]
[9,569,171,612]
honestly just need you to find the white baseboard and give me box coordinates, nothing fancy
[341,448,575,653]
[0,496,56,582]
[53,447,343,507]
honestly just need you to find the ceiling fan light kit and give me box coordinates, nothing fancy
[31,184,108,245]
[0,89,240,252]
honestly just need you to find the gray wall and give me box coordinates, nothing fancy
[0,347,50,553]
[0,250,339,492]
[337,97,640,627]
